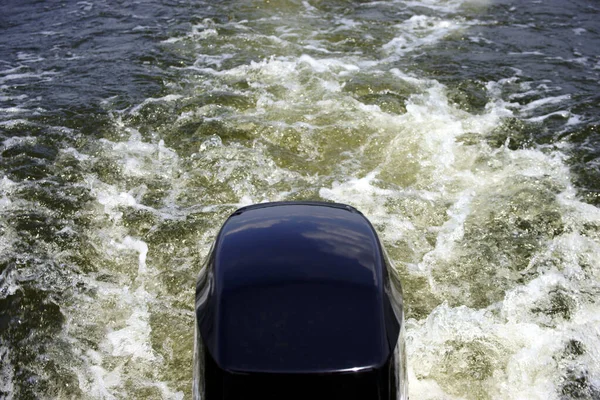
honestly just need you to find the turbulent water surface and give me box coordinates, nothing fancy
[1,0,600,398]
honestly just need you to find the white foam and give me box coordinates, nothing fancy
[508,51,545,56]
[565,114,583,126]
[302,1,317,12]
[77,364,119,400]
[302,44,332,54]
[0,347,14,400]
[0,256,20,300]
[95,187,137,214]
[332,17,362,32]
[192,53,235,68]
[0,107,31,114]
[115,236,148,275]
[61,147,91,161]
[520,94,571,113]
[161,37,183,44]
[0,71,57,84]
[16,52,44,63]
[0,94,27,102]
[468,35,494,44]
[298,54,360,74]
[403,0,481,13]
[407,302,566,399]
[527,110,571,122]
[194,28,218,39]
[0,119,31,128]
[94,132,179,185]
[383,15,464,58]
[77,1,93,12]
[1,135,37,149]
[129,94,183,115]
[105,287,155,360]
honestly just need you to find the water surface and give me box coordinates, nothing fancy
[1,0,599,398]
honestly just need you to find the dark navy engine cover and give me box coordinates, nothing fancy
[194,201,406,399]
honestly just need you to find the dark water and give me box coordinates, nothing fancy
[1,0,599,398]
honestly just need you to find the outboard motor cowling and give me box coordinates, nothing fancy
[194,201,408,400]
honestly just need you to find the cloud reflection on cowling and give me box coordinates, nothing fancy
[219,204,380,288]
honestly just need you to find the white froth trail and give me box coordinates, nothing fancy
[316,57,599,400]
[59,132,188,398]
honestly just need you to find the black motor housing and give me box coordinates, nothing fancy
[194,202,407,400]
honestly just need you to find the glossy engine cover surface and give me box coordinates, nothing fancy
[195,202,400,375]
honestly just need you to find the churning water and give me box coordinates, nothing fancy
[1,0,600,398]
